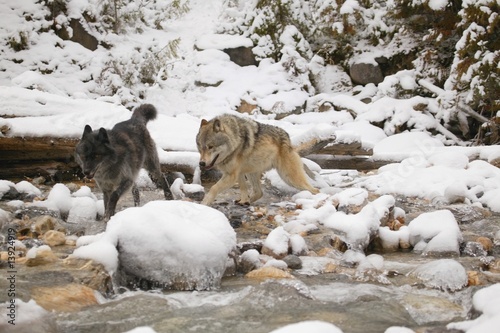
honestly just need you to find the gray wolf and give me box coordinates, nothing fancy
[196,114,319,205]
[75,104,172,220]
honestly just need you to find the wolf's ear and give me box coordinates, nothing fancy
[213,119,222,132]
[82,125,92,138]
[97,127,110,143]
[200,119,208,128]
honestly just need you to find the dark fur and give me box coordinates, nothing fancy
[75,104,172,221]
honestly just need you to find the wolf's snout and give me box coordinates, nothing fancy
[199,161,206,168]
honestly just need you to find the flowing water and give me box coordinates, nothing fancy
[2,180,500,333]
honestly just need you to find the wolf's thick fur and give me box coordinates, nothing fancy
[196,114,319,205]
[75,104,172,220]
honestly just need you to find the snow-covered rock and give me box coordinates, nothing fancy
[73,201,236,291]
[409,259,468,292]
[408,210,462,255]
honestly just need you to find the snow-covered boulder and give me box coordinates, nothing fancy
[409,259,468,292]
[73,201,236,291]
[408,210,462,255]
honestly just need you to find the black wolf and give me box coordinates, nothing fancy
[75,104,172,220]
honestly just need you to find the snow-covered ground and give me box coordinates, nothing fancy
[1,1,500,332]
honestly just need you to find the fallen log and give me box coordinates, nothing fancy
[0,134,383,182]
[307,154,390,171]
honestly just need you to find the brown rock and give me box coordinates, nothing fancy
[476,237,493,253]
[237,99,258,114]
[245,266,294,279]
[63,257,113,295]
[488,259,500,273]
[31,283,99,312]
[34,215,56,235]
[26,247,58,267]
[43,230,66,247]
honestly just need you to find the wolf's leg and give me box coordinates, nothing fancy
[236,174,250,205]
[132,185,140,206]
[277,150,319,194]
[102,190,111,220]
[145,152,173,200]
[202,173,238,205]
[247,173,263,202]
[105,179,134,221]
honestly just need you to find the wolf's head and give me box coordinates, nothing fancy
[75,125,114,179]
[196,118,233,170]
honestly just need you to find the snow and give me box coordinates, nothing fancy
[73,200,236,290]
[448,283,500,332]
[269,320,344,333]
[408,210,462,255]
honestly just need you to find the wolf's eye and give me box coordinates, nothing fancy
[207,145,213,150]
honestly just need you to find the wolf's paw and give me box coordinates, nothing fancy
[235,200,250,206]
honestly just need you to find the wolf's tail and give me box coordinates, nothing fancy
[131,104,157,124]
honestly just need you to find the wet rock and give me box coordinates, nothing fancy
[25,245,58,266]
[31,283,99,312]
[246,266,294,279]
[409,259,468,292]
[42,230,66,247]
[402,293,464,325]
[488,259,500,273]
[62,257,113,296]
[467,270,487,286]
[283,255,302,270]
[462,241,487,257]
[446,204,492,224]
[34,215,57,235]
[476,236,493,253]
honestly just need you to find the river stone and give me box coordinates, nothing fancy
[476,236,493,253]
[25,246,58,267]
[409,259,468,292]
[283,255,302,270]
[34,215,57,235]
[43,230,66,247]
[31,283,99,312]
[246,266,294,279]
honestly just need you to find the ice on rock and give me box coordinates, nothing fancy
[409,259,467,292]
[73,201,236,291]
[408,210,462,255]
